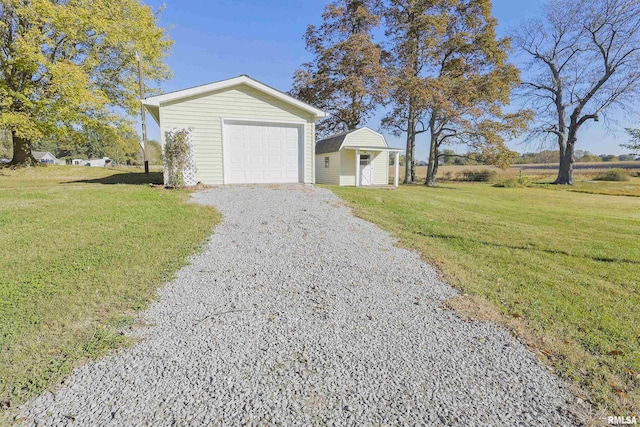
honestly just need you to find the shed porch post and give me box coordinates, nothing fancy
[355,149,361,187]
[394,151,400,187]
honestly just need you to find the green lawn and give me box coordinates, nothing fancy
[331,183,640,416]
[0,166,220,410]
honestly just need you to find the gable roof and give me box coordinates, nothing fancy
[315,127,390,154]
[32,151,56,161]
[142,75,327,121]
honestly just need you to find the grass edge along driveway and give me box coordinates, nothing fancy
[331,183,639,419]
[0,166,221,414]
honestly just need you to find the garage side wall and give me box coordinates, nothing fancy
[160,85,316,185]
[315,152,340,185]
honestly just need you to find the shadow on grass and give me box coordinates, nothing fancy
[414,230,640,265]
[66,172,164,185]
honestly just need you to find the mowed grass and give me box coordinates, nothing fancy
[0,166,220,409]
[332,183,640,415]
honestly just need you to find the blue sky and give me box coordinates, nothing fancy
[143,0,635,159]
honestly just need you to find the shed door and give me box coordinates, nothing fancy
[225,122,302,184]
[359,154,373,186]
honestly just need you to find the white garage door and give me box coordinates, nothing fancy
[225,122,301,184]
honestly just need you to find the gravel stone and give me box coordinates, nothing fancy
[18,185,577,426]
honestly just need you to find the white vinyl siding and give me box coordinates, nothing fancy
[342,128,387,148]
[159,85,316,185]
[340,150,357,186]
[372,151,389,185]
[315,152,341,185]
[337,150,389,186]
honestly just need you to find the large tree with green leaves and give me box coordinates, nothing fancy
[381,0,437,184]
[291,0,388,137]
[421,0,528,186]
[382,0,528,186]
[0,0,172,166]
[515,0,640,185]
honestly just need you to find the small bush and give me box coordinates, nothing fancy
[593,168,630,182]
[493,176,533,188]
[457,169,497,182]
[441,171,455,181]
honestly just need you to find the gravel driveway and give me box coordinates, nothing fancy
[18,185,576,426]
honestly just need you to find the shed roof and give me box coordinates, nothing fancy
[316,127,400,154]
[142,75,327,124]
[315,130,358,154]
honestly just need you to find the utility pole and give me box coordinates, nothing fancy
[136,52,149,174]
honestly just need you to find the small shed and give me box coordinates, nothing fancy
[315,127,402,187]
[33,151,58,165]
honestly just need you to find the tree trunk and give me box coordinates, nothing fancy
[403,126,412,184]
[425,120,439,186]
[554,134,575,185]
[404,105,416,184]
[10,132,37,166]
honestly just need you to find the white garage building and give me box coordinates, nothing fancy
[142,75,327,185]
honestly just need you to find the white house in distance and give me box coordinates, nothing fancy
[32,151,58,165]
[315,127,402,187]
[89,157,112,167]
[142,75,327,185]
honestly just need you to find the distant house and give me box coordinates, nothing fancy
[72,159,89,166]
[315,127,402,187]
[33,151,58,165]
[89,157,112,167]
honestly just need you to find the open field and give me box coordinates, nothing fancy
[0,166,220,410]
[394,161,640,182]
[331,183,640,416]
[393,162,640,197]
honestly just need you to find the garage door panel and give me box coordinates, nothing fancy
[230,138,244,148]
[248,139,263,148]
[225,122,301,184]
[248,155,263,165]
[285,155,297,165]
[268,140,282,149]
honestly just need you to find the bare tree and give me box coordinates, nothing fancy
[515,0,640,184]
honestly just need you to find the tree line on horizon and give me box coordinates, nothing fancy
[391,149,639,167]
[290,0,640,185]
